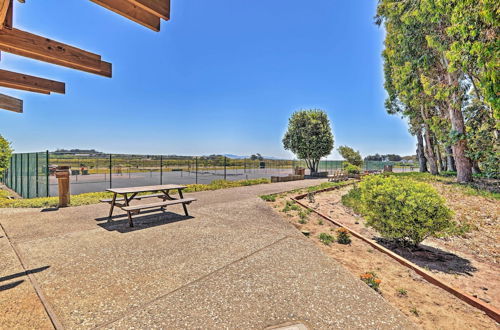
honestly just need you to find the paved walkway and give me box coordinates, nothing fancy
[0,180,415,329]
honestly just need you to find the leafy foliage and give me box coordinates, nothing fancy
[376,0,499,182]
[318,232,334,245]
[0,134,13,179]
[336,228,351,245]
[358,175,453,247]
[282,109,334,173]
[360,272,382,292]
[338,146,363,166]
[341,186,363,214]
[343,162,361,175]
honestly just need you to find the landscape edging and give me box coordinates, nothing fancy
[292,185,500,323]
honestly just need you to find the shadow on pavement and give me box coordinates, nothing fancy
[0,265,51,282]
[96,211,194,233]
[0,280,24,291]
[0,265,51,292]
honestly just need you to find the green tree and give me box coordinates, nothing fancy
[282,109,334,173]
[338,146,363,167]
[375,0,486,182]
[0,134,13,179]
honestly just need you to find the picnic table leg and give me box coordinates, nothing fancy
[178,189,189,216]
[108,193,117,218]
[127,211,134,227]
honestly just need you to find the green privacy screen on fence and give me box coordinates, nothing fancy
[4,152,49,198]
[3,151,415,198]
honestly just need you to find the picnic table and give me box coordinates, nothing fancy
[102,184,196,227]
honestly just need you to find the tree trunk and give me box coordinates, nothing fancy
[472,160,481,174]
[449,104,473,182]
[435,140,444,172]
[442,56,473,183]
[445,146,456,172]
[416,129,427,172]
[423,129,438,175]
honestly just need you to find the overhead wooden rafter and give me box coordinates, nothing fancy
[89,0,170,31]
[0,28,112,77]
[90,0,161,31]
[0,0,170,113]
[0,69,65,94]
[0,0,11,28]
[0,92,22,113]
[128,0,170,20]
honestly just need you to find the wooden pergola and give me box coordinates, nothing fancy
[0,0,170,113]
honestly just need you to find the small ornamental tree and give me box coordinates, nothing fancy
[338,145,363,167]
[359,175,453,247]
[282,109,334,174]
[0,134,13,179]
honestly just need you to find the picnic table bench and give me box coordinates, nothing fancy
[327,170,348,182]
[102,184,196,227]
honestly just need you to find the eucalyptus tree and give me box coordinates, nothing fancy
[376,0,482,181]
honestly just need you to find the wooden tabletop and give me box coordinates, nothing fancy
[106,184,187,194]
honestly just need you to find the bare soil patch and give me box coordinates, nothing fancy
[267,186,499,329]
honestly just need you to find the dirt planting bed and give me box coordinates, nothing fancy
[266,186,499,329]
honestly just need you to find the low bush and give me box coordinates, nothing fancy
[360,271,381,292]
[306,180,353,193]
[343,162,361,175]
[340,186,362,214]
[318,232,334,245]
[282,200,300,213]
[336,227,351,244]
[260,194,276,202]
[359,175,453,247]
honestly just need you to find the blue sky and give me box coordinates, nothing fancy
[0,0,415,159]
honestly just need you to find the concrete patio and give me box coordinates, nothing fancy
[0,180,415,329]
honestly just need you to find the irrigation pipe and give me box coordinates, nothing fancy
[291,185,500,323]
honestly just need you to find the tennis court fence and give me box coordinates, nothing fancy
[2,151,414,198]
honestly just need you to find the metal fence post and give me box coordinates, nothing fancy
[195,157,198,184]
[224,156,227,180]
[35,153,39,197]
[20,153,24,197]
[46,151,49,197]
[109,154,112,189]
[160,155,163,185]
[26,153,30,198]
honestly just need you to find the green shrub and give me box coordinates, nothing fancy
[343,162,361,175]
[318,233,334,245]
[260,194,276,202]
[360,271,381,292]
[359,175,453,247]
[336,227,351,244]
[282,200,300,213]
[341,186,363,214]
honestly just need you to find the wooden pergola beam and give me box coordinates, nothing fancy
[0,92,22,113]
[0,69,65,94]
[0,28,112,77]
[127,0,169,20]
[91,0,161,31]
[0,0,10,29]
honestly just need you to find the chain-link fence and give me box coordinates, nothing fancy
[2,151,49,198]
[3,152,417,198]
